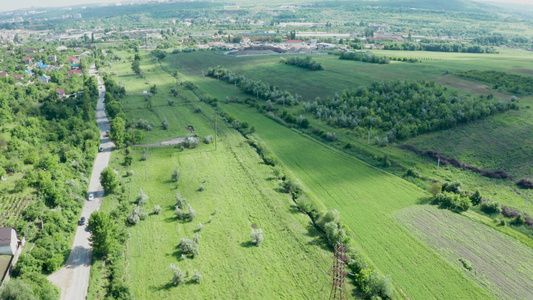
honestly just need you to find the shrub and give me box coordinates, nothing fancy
[428,182,442,196]
[514,214,526,225]
[187,204,196,221]
[480,200,501,215]
[459,258,473,271]
[192,269,202,284]
[169,264,185,285]
[194,106,202,113]
[516,178,533,189]
[153,205,161,215]
[193,233,200,244]
[204,135,213,144]
[406,168,421,178]
[162,118,169,130]
[318,209,340,228]
[178,238,199,257]
[470,190,482,206]
[282,179,300,194]
[167,99,175,106]
[198,184,205,192]
[324,221,339,242]
[442,181,462,193]
[136,189,149,205]
[126,170,135,177]
[326,132,337,141]
[176,193,186,209]
[197,222,203,231]
[171,169,180,182]
[250,228,264,246]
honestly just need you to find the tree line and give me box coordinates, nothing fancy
[279,56,325,71]
[455,70,533,95]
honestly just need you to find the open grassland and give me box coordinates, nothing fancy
[106,138,333,299]
[395,205,533,300]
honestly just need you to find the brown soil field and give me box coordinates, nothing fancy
[432,75,511,99]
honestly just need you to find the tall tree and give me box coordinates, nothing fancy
[100,167,118,193]
[131,60,141,75]
[110,116,125,147]
[88,211,119,256]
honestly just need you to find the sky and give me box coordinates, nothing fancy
[1,0,532,13]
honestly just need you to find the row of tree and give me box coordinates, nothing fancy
[279,56,325,71]
[382,41,498,54]
[455,70,533,95]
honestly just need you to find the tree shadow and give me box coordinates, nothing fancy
[164,216,176,223]
[289,205,303,214]
[240,240,255,248]
[151,281,174,292]
[416,196,433,205]
[305,223,332,252]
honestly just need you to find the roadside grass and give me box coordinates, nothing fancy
[394,205,533,300]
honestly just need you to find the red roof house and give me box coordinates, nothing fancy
[22,56,32,64]
[12,74,24,80]
[68,70,83,75]
[0,72,8,77]
[67,56,79,64]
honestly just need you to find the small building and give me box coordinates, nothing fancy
[49,55,57,62]
[56,89,66,98]
[38,74,50,83]
[5,50,13,55]
[56,46,68,51]
[12,74,24,81]
[25,48,36,54]
[285,39,303,43]
[22,56,32,64]
[70,64,81,70]
[68,56,79,64]
[68,70,82,76]
[0,72,8,77]
[0,228,18,256]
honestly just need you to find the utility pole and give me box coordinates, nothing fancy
[525,194,530,213]
[367,130,370,144]
[437,158,440,174]
[214,108,218,151]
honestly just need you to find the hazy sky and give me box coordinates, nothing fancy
[1,0,532,13]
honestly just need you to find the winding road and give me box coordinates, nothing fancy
[48,65,114,300]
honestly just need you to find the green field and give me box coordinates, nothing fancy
[96,49,533,299]
[395,205,533,300]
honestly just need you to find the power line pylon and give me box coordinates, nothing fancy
[329,243,349,300]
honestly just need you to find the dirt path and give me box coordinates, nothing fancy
[135,136,198,147]
[48,65,115,300]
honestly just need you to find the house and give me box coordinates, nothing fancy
[285,39,303,43]
[68,70,82,75]
[56,46,68,51]
[22,56,32,64]
[0,227,19,256]
[70,64,81,70]
[5,50,13,55]
[38,74,50,83]
[12,74,24,81]
[67,56,79,64]
[0,72,8,77]
[56,89,66,98]
[49,55,57,62]
[26,48,36,54]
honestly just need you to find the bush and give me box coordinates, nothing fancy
[198,184,205,192]
[459,258,473,271]
[178,238,199,257]
[192,269,202,284]
[470,190,482,206]
[162,118,169,130]
[136,189,149,205]
[250,228,264,246]
[480,200,501,215]
[204,135,213,144]
[326,132,337,141]
[194,106,202,113]
[171,169,180,182]
[442,181,462,193]
[428,182,442,196]
[406,168,421,178]
[175,207,185,220]
[153,205,161,215]
[176,193,187,209]
[197,222,204,231]
[187,204,196,221]
[169,264,185,285]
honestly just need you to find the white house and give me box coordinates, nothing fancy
[0,227,18,255]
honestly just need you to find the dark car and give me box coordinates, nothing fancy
[99,147,104,152]
[79,216,86,226]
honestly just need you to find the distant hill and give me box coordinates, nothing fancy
[308,0,495,12]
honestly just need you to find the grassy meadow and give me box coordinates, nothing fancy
[91,48,533,299]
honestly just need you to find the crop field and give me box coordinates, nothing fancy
[166,50,533,216]
[395,205,533,300]
[0,196,33,225]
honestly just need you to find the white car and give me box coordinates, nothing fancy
[87,193,94,201]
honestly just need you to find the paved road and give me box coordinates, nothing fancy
[48,65,114,300]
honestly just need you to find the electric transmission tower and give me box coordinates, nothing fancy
[329,243,349,300]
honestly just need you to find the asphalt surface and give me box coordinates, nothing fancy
[48,65,114,300]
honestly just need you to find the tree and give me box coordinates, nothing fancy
[110,116,125,147]
[178,238,199,257]
[162,117,168,130]
[250,228,264,246]
[1,278,37,300]
[171,169,180,182]
[169,264,185,285]
[100,167,118,193]
[88,211,119,256]
[131,60,141,75]
[151,49,166,60]
[428,182,442,196]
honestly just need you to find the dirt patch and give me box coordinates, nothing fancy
[508,69,533,76]
[432,75,511,99]
[135,136,198,147]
